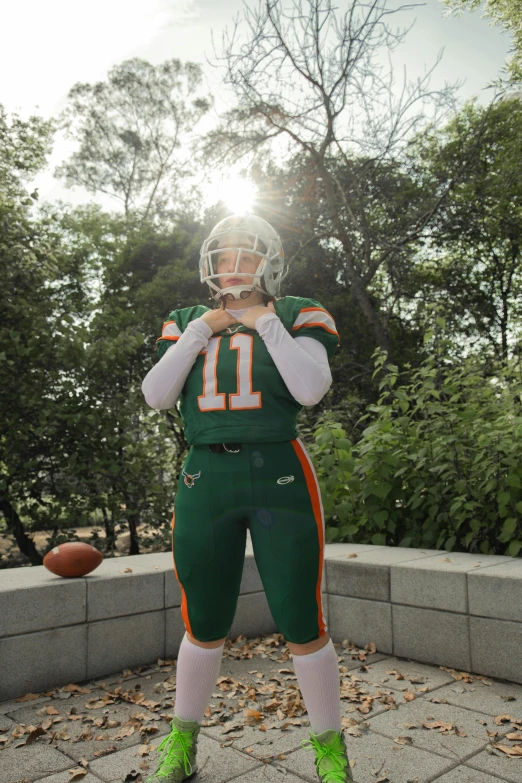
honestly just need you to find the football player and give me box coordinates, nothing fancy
[142,214,353,782]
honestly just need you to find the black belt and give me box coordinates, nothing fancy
[208,442,242,453]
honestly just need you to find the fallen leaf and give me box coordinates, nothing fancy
[68,770,87,781]
[386,670,405,680]
[112,724,135,740]
[244,708,263,721]
[494,714,515,725]
[85,697,116,709]
[492,742,522,757]
[92,745,118,757]
[15,693,42,702]
[346,726,362,737]
[24,726,47,745]
[438,666,473,683]
[455,727,467,737]
[61,684,91,694]
[221,722,243,734]
[475,675,492,685]
[422,721,455,733]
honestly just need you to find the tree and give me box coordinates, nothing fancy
[440,0,522,86]
[202,0,500,359]
[0,189,204,564]
[0,106,53,200]
[0,108,91,564]
[403,96,522,362]
[56,58,212,223]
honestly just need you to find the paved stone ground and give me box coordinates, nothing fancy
[0,633,520,783]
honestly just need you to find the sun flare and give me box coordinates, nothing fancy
[205,174,257,214]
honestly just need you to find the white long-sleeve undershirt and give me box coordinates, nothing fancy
[141,306,332,410]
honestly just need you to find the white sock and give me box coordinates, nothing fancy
[291,639,342,735]
[174,632,225,724]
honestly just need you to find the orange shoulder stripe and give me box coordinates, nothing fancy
[156,335,180,344]
[292,321,339,338]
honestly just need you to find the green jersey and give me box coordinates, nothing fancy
[155,296,339,445]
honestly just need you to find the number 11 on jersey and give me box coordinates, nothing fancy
[197,334,262,411]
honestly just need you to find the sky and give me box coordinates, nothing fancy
[1,0,515,206]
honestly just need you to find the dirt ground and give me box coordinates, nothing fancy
[0,522,164,567]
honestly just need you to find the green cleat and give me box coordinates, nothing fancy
[146,714,201,782]
[300,727,354,783]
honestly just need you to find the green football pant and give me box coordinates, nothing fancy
[170,437,328,644]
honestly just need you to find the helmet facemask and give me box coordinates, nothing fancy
[207,232,267,303]
[200,217,288,304]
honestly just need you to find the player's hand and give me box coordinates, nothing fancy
[199,308,238,335]
[235,301,277,331]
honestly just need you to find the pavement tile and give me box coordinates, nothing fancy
[3,685,172,763]
[87,729,264,782]
[366,694,502,761]
[0,713,16,731]
[340,655,455,694]
[86,671,141,689]
[0,695,51,716]
[0,743,72,783]
[466,747,522,782]
[421,677,522,719]
[31,774,104,783]
[200,721,312,759]
[1,632,520,783]
[102,670,177,708]
[220,638,388,677]
[338,651,390,669]
[277,730,455,782]
[432,767,512,782]
[216,767,306,782]
[339,680,411,723]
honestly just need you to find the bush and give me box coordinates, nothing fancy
[306,343,522,557]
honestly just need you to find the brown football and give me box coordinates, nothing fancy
[43,541,104,578]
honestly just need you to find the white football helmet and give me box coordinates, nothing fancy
[200,214,289,303]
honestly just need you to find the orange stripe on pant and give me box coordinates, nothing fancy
[171,508,194,637]
[290,439,328,638]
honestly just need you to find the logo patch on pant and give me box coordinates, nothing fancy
[182,469,201,488]
[277,475,295,484]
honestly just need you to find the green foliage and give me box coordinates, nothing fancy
[305,340,522,557]
[405,97,522,363]
[0,109,199,562]
[0,105,54,200]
